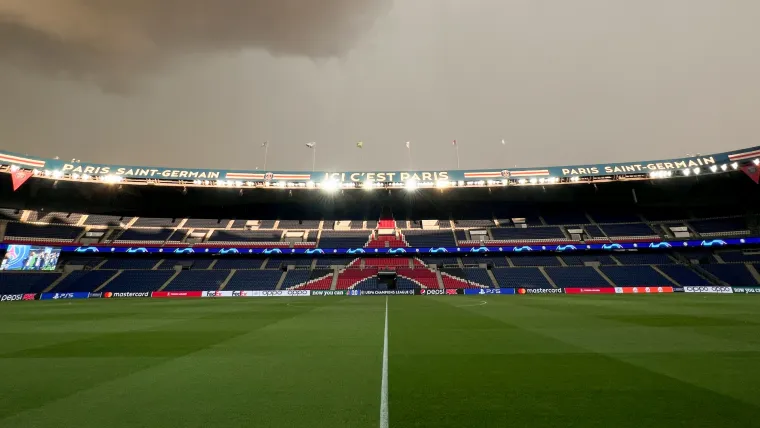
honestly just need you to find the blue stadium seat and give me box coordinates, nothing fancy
[50,270,117,292]
[318,231,369,248]
[100,258,163,270]
[212,259,264,270]
[5,222,83,241]
[224,270,283,290]
[492,268,552,289]
[0,272,61,294]
[561,255,616,266]
[613,253,674,265]
[115,228,173,242]
[656,265,710,286]
[702,265,758,286]
[279,270,312,289]
[102,271,174,292]
[462,268,494,287]
[163,270,230,291]
[690,218,748,235]
[545,267,609,287]
[404,230,457,247]
[600,223,657,237]
[510,255,562,267]
[490,227,565,241]
[600,266,672,286]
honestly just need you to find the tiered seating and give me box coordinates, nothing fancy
[318,231,370,248]
[50,270,117,292]
[278,270,312,289]
[656,265,710,286]
[510,255,561,267]
[266,257,313,268]
[403,230,456,247]
[397,268,438,289]
[718,251,760,263]
[224,270,282,290]
[366,220,378,230]
[489,227,566,242]
[702,265,758,286]
[0,272,61,294]
[102,271,174,292]
[4,223,83,242]
[62,257,104,269]
[690,218,748,236]
[378,219,396,229]
[454,230,469,242]
[83,215,131,226]
[492,268,552,289]
[561,254,617,266]
[545,267,609,287]
[599,223,658,239]
[600,266,672,286]
[184,259,215,270]
[336,268,377,289]
[228,219,276,229]
[292,270,333,290]
[462,268,494,287]
[613,253,673,265]
[367,234,407,248]
[461,256,507,267]
[440,270,481,289]
[355,277,386,291]
[212,259,264,270]
[584,225,607,239]
[453,219,494,227]
[183,218,230,228]
[131,217,182,228]
[113,228,173,243]
[100,258,162,270]
[419,256,461,266]
[314,257,358,268]
[207,230,282,243]
[26,212,83,225]
[364,258,410,268]
[164,270,230,291]
[588,210,641,224]
[278,220,320,229]
[396,277,422,290]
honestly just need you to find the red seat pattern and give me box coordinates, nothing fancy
[335,268,377,289]
[364,258,411,268]
[378,219,396,229]
[293,274,333,290]
[441,272,480,289]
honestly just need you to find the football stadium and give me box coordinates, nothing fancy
[1,145,760,427]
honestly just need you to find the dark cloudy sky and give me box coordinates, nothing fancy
[1,0,758,172]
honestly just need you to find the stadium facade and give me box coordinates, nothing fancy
[1,146,759,299]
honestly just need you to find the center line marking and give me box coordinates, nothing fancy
[380,296,389,428]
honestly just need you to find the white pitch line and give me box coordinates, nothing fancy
[380,296,389,428]
[456,300,488,307]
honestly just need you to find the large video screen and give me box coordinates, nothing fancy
[0,245,61,271]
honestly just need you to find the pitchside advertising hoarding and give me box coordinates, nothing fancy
[683,286,734,294]
[733,287,760,293]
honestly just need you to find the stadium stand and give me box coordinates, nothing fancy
[510,255,562,267]
[101,271,175,292]
[49,270,117,292]
[492,267,553,289]
[100,258,163,270]
[212,259,264,270]
[655,265,711,286]
[4,223,83,242]
[403,230,457,247]
[318,231,370,248]
[545,267,609,287]
[163,270,230,291]
[701,264,758,286]
[600,266,672,286]
[0,272,61,294]
[224,270,283,291]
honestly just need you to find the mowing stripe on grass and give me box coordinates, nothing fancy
[380,296,389,428]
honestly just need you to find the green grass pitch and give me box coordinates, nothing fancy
[1,295,759,427]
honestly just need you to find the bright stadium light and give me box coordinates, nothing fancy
[692,167,701,175]
[754,159,760,166]
[405,179,418,191]
[720,164,728,172]
[9,165,19,172]
[518,178,527,185]
[44,170,52,177]
[731,162,739,170]
[363,180,374,190]
[102,174,122,184]
[81,174,91,180]
[72,173,80,179]
[709,165,718,173]
[570,176,580,182]
[306,181,315,188]
[52,170,63,179]
[322,179,339,193]
[436,180,450,188]
[682,168,691,176]
[529,178,538,185]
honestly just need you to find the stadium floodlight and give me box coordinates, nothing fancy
[321,179,339,193]
[709,165,718,173]
[518,178,527,185]
[692,167,701,175]
[44,170,52,177]
[731,162,739,170]
[276,181,286,188]
[102,174,122,184]
[570,176,580,182]
[9,165,19,172]
[682,168,691,176]
[72,173,80,179]
[436,180,450,188]
[52,170,63,179]
[81,174,91,180]
[754,159,760,166]
[306,181,315,188]
[405,179,418,191]
[529,178,538,185]
[457,181,465,187]
[720,164,728,172]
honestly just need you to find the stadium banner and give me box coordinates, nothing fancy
[102,291,151,298]
[347,290,415,296]
[58,236,760,256]
[88,292,103,298]
[673,287,685,293]
[732,287,760,293]
[683,286,734,294]
[39,292,91,300]
[1,294,25,302]
[2,145,757,182]
[311,290,347,296]
[614,287,673,294]
[201,290,235,298]
[462,288,516,295]
[517,288,564,294]
[152,291,203,298]
[564,287,616,294]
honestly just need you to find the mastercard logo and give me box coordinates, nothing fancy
[518,288,526,294]
[104,292,113,298]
